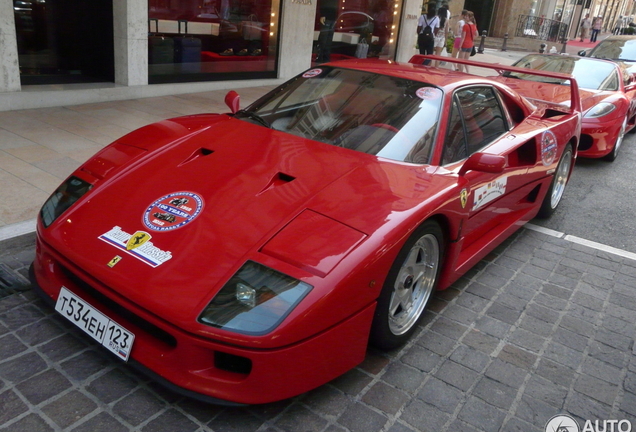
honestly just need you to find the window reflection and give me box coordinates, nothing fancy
[148,0,279,83]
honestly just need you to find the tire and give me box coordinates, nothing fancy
[604,117,626,162]
[537,143,573,219]
[370,220,444,350]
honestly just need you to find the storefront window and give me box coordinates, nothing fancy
[148,0,280,83]
[14,0,114,85]
[313,0,402,63]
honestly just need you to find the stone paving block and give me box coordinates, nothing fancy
[472,316,511,339]
[457,395,507,431]
[59,350,113,382]
[386,420,418,432]
[525,303,560,324]
[381,362,426,393]
[571,292,605,311]
[601,315,635,338]
[0,389,29,425]
[581,356,623,386]
[544,341,585,369]
[508,328,546,353]
[429,316,470,340]
[574,374,620,406]
[38,333,88,362]
[140,408,199,432]
[15,368,72,405]
[484,358,528,389]
[621,391,636,417]
[69,412,129,432]
[535,358,576,389]
[112,388,166,426]
[301,385,351,418]
[0,351,48,384]
[415,331,456,357]
[566,391,612,423]
[547,273,578,290]
[464,282,498,300]
[86,368,139,404]
[515,394,558,427]
[486,303,522,325]
[400,345,442,373]
[208,409,264,432]
[2,413,54,432]
[417,377,464,414]
[449,344,490,372]
[524,375,568,408]
[541,283,573,300]
[41,390,97,429]
[521,263,553,280]
[559,314,595,338]
[552,327,589,352]
[329,368,372,397]
[0,334,27,359]
[494,293,528,312]
[435,360,480,392]
[497,344,537,369]
[472,376,517,410]
[594,328,633,351]
[358,350,390,375]
[518,314,554,337]
[504,416,543,432]
[400,400,449,431]
[440,304,478,326]
[0,304,45,330]
[15,317,65,346]
[362,382,409,415]
[454,292,490,314]
[445,419,481,432]
[336,401,388,432]
[462,329,500,355]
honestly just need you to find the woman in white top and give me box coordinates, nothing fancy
[433,6,449,67]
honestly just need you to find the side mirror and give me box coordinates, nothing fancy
[577,50,587,56]
[225,91,240,114]
[458,153,506,176]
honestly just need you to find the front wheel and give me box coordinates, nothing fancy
[537,143,573,219]
[604,117,627,162]
[370,220,444,350]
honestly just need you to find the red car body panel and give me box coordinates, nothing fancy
[31,59,581,404]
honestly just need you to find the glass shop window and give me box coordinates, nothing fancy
[312,0,403,63]
[148,0,280,84]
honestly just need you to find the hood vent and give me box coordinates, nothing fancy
[179,148,214,167]
[257,172,295,196]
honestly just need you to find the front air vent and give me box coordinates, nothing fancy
[179,148,214,166]
[257,172,296,196]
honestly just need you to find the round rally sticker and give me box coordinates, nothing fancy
[302,68,323,78]
[143,192,204,232]
[416,87,442,100]
[541,130,558,166]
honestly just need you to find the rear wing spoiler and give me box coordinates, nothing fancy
[409,55,581,115]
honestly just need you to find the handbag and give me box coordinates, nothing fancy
[470,46,477,56]
[242,14,264,41]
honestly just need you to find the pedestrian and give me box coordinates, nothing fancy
[614,15,623,35]
[433,5,449,67]
[591,16,602,42]
[451,10,468,66]
[417,3,440,64]
[316,0,337,63]
[457,11,478,73]
[580,14,591,42]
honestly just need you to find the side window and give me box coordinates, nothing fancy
[442,99,467,165]
[456,87,509,155]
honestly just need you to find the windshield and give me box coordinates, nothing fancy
[243,67,443,165]
[507,54,619,91]
[589,38,636,62]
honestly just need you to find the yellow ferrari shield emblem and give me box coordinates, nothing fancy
[460,189,468,209]
[126,231,151,250]
[107,256,122,267]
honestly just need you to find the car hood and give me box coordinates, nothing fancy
[44,116,445,335]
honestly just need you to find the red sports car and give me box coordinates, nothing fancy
[495,53,636,161]
[30,57,580,405]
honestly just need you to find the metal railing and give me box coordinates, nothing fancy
[515,15,569,42]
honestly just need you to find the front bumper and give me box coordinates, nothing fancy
[578,117,625,158]
[30,235,373,405]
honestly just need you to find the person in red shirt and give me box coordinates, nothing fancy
[457,11,478,73]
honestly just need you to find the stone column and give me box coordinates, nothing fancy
[395,0,421,63]
[278,0,316,80]
[113,0,148,86]
[0,0,21,92]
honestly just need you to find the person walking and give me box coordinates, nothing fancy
[417,4,440,63]
[457,11,478,73]
[433,5,449,67]
[590,16,602,42]
[580,14,591,42]
[451,10,468,69]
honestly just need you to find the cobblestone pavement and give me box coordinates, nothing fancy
[1,228,636,432]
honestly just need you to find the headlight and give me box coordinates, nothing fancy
[41,176,92,227]
[198,261,312,335]
[584,102,617,118]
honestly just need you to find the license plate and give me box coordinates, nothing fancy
[55,286,135,361]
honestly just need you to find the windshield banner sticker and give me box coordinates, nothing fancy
[541,130,558,166]
[473,177,508,211]
[416,87,442,100]
[143,192,204,232]
[302,68,323,78]
[99,226,172,267]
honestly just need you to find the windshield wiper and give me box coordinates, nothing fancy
[235,110,271,128]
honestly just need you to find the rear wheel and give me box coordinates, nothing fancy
[604,117,626,162]
[537,143,573,219]
[370,220,444,350]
